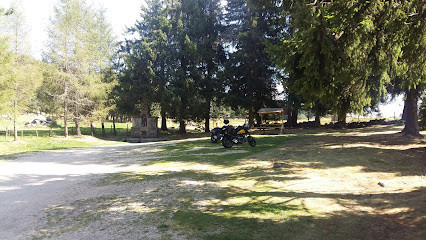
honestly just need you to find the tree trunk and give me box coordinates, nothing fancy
[336,110,347,128]
[205,117,210,133]
[179,120,186,134]
[248,108,255,128]
[13,116,17,141]
[204,101,211,132]
[64,99,68,137]
[255,112,261,126]
[290,108,298,127]
[401,88,422,137]
[90,122,94,137]
[75,120,81,136]
[401,102,407,121]
[113,116,116,136]
[315,115,321,127]
[336,99,349,128]
[101,121,106,137]
[287,93,300,127]
[160,108,168,131]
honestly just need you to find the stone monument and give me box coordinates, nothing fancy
[130,105,158,138]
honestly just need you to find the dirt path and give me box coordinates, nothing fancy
[0,142,170,240]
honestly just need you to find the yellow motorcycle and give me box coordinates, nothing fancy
[221,123,256,148]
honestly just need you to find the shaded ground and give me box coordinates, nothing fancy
[0,125,425,239]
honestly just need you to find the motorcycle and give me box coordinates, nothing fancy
[210,127,224,143]
[221,123,256,148]
[210,119,231,143]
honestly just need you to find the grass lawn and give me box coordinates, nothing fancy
[0,120,131,158]
[34,124,426,239]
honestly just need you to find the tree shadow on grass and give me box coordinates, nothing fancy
[34,164,426,240]
[276,130,425,176]
[172,185,425,240]
[31,125,426,239]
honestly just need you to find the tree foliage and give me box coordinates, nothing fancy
[117,0,225,133]
[224,0,278,127]
[0,2,43,140]
[44,0,116,136]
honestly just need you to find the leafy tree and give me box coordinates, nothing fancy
[269,1,392,127]
[8,56,43,140]
[390,0,425,137]
[224,0,278,127]
[166,1,201,133]
[2,0,31,55]
[44,0,116,136]
[0,2,43,141]
[118,0,225,134]
[0,38,13,114]
[117,0,172,129]
[191,0,226,132]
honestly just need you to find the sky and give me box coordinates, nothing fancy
[0,0,404,118]
[0,0,144,58]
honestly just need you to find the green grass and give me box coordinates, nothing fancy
[0,136,122,157]
[0,115,133,158]
[25,125,426,239]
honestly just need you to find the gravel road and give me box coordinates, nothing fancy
[0,142,168,240]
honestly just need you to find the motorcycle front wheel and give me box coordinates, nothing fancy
[222,136,233,148]
[247,136,256,147]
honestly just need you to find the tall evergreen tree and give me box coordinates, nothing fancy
[224,0,277,127]
[117,0,173,130]
[390,0,425,137]
[118,0,225,133]
[191,0,225,132]
[166,0,201,133]
[269,1,390,126]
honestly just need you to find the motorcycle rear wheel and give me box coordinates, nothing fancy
[247,136,256,147]
[211,134,218,143]
[222,137,233,148]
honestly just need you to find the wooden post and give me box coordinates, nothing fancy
[5,127,8,140]
[21,129,23,140]
[36,128,39,137]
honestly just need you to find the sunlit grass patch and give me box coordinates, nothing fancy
[0,136,128,160]
[98,170,220,186]
[35,125,426,239]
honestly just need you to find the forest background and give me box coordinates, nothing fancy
[0,0,425,140]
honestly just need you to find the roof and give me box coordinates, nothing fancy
[257,108,285,115]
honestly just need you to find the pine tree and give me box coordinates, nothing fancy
[394,0,425,137]
[224,0,277,127]
[0,39,13,114]
[269,1,391,127]
[117,0,173,130]
[44,0,116,136]
[0,2,43,141]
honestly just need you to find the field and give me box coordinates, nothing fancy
[20,124,425,240]
[0,115,129,157]
[0,113,391,157]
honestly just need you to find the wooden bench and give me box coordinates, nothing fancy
[254,124,285,134]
